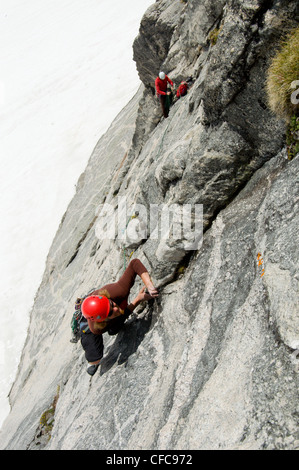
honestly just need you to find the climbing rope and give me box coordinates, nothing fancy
[156,89,182,160]
[122,87,187,269]
[123,248,135,271]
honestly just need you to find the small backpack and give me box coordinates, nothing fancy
[176,76,194,98]
[176,81,188,98]
[70,288,96,343]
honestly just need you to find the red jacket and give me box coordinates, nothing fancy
[155,75,173,96]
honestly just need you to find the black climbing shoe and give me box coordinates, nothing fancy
[87,364,99,376]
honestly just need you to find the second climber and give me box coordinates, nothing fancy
[155,71,174,118]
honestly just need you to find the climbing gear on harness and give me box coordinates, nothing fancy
[81,295,110,322]
[70,288,96,343]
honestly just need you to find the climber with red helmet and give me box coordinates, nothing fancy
[155,71,174,118]
[80,259,158,375]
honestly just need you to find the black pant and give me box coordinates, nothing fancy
[81,330,104,363]
[159,92,173,118]
[80,309,131,362]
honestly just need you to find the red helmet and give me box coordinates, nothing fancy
[81,295,110,322]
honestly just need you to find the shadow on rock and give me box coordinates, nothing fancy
[99,309,153,376]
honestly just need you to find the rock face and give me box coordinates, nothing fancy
[0,0,298,450]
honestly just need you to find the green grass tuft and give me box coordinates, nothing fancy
[266,26,299,121]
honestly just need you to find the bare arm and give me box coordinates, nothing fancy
[127,286,158,312]
[140,272,159,297]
